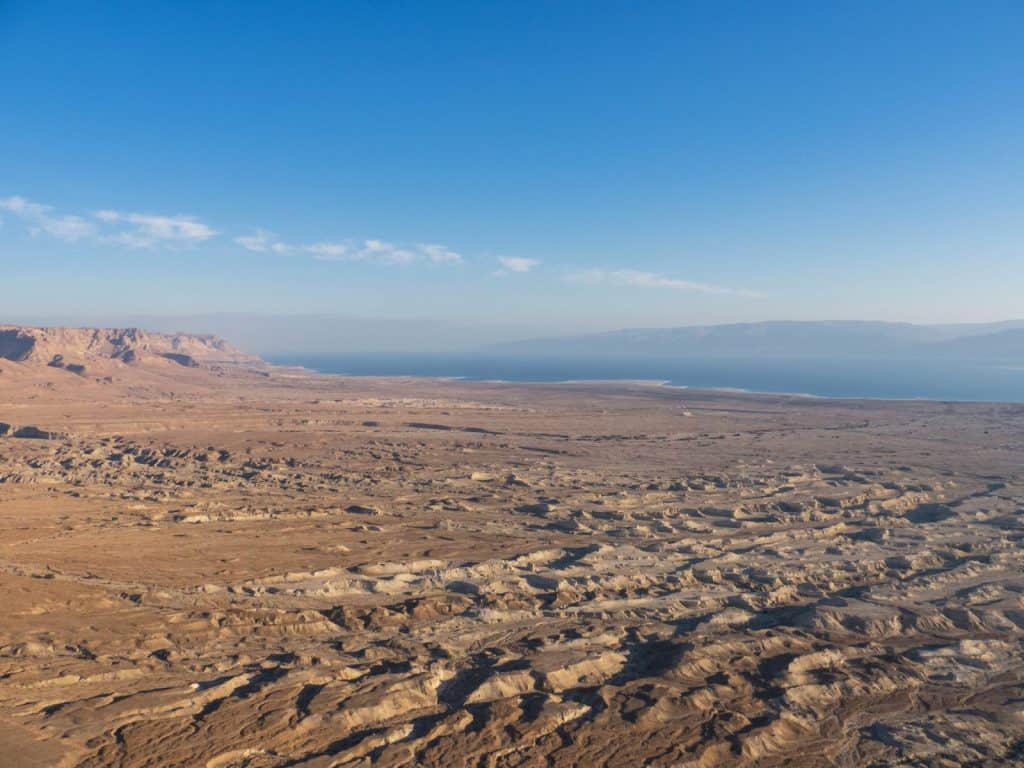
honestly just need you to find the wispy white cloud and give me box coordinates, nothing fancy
[0,195,96,242]
[566,268,762,297]
[233,229,308,256]
[94,209,216,247]
[0,195,217,249]
[306,242,348,261]
[4,193,466,267]
[361,239,417,264]
[234,231,463,265]
[495,256,539,275]
[234,229,276,252]
[417,243,463,263]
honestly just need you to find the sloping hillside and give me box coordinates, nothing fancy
[0,325,259,372]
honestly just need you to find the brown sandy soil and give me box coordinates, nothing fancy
[1,350,1024,766]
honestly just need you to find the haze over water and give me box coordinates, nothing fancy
[270,354,1024,403]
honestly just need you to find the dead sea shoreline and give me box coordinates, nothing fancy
[272,361,1024,406]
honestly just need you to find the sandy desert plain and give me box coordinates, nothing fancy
[1,326,1023,768]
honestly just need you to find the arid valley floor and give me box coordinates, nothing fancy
[2,332,1024,767]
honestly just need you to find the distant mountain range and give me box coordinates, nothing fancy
[486,321,1024,362]
[7,316,1024,364]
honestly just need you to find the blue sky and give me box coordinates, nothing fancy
[1,1,1022,338]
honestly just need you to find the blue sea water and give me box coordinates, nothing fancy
[266,354,1024,403]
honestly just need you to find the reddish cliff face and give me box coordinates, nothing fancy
[0,325,259,368]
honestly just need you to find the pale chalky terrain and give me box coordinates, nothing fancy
[2,328,1023,767]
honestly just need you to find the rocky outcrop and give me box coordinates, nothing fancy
[0,423,62,440]
[10,425,60,440]
[0,325,259,368]
[160,352,200,367]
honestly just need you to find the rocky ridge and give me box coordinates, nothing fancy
[0,324,259,373]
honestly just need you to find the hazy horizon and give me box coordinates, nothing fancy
[5,312,1024,357]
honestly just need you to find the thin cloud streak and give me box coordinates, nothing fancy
[0,195,96,242]
[6,197,749,299]
[235,232,463,265]
[94,209,216,247]
[495,256,539,275]
[0,195,215,249]
[417,243,463,263]
[234,229,276,252]
[3,193,466,267]
[566,268,763,297]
